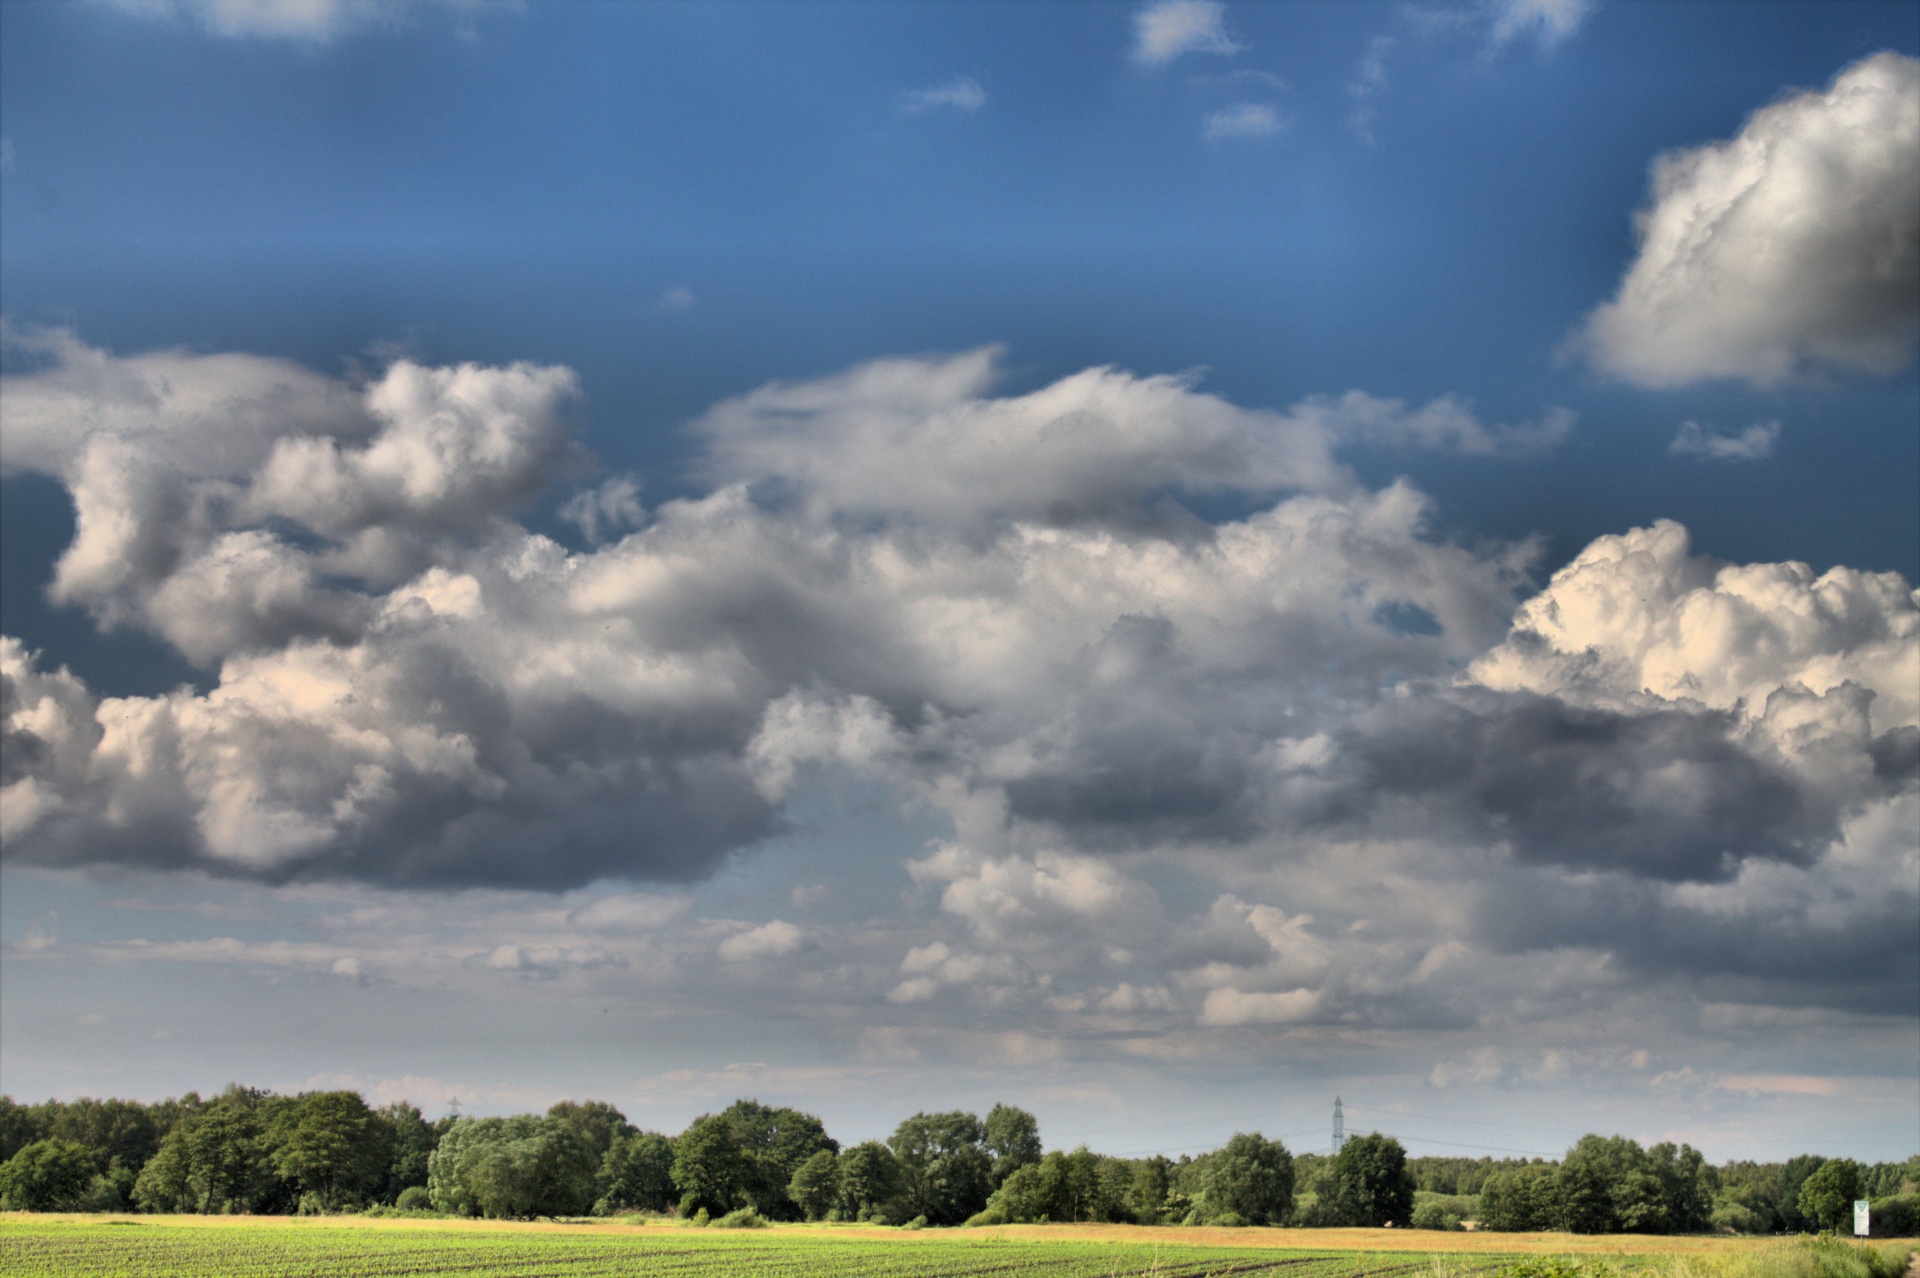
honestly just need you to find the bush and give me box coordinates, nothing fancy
[1711,1201,1768,1234]
[396,1186,433,1211]
[1412,1201,1464,1231]
[712,1206,768,1228]
[902,1214,929,1229]
[1867,1194,1917,1238]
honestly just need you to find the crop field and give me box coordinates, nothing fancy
[0,1217,1895,1278]
[0,1217,1532,1278]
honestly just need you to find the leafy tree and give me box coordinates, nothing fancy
[715,1099,837,1219]
[132,1087,286,1215]
[377,1102,440,1202]
[0,1139,96,1210]
[983,1104,1042,1189]
[672,1115,749,1217]
[1131,1155,1172,1224]
[1777,1155,1828,1233]
[0,1099,41,1163]
[427,1117,597,1219]
[547,1101,634,1164]
[1202,1132,1295,1226]
[1321,1133,1411,1228]
[44,1098,160,1177]
[838,1140,906,1223]
[788,1149,841,1221]
[598,1131,677,1214]
[890,1111,993,1226]
[1799,1160,1863,1233]
[267,1091,391,1210]
[1479,1165,1564,1231]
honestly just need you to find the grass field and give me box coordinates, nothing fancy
[1,1215,1911,1278]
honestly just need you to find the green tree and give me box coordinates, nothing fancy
[547,1101,634,1164]
[427,1116,597,1219]
[838,1140,906,1223]
[1322,1133,1412,1228]
[890,1111,993,1226]
[1478,1165,1563,1231]
[377,1102,440,1202]
[598,1131,677,1214]
[672,1114,749,1217]
[983,1104,1043,1189]
[0,1139,96,1211]
[1205,1132,1296,1226]
[1132,1155,1172,1224]
[0,1099,41,1163]
[1777,1155,1827,1233]
[1798,1159,1863,1233]
[714,1099,837,1220]
[267,1091,391,1210]
[788,1148,842,1221]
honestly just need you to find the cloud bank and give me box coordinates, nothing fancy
[2,335,1912,1043]
[1573,51,1920,388]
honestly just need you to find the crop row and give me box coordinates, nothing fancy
[0,1222,1499,1278]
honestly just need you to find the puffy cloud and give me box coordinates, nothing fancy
[1,333,1911,1056]
[1133,0,1242,65]
[1572,52,1920,387]
[717,920,806,962]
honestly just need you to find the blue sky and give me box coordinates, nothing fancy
[2,0,1917,1162]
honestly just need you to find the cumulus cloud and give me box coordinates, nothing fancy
[1572,52,1920,387]
[1202,103,1284,141]
[901,78,986,114]
[2,331,1912,1044]
[1133,0,1242,65]
[1669,420,1779,462]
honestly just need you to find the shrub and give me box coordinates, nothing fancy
[712,1206,768,1228]
[902,1214,929,1229]
[396,1185,432,1211]
[1867,1194,1917,1238]
[1412,1200,1464,1231]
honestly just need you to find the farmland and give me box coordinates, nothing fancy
[2,1215,1886,1278]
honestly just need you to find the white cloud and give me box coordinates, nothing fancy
[1571,52,1920,387]
[659,286,696,311]
[718,920,805,962]
[1197,985,1323,1026]
[1669,420,1780,462]
[1202,103,1284,141]
[901,78,986,114]
[1487,0,1594,50]
[1133,0,1242,65]
[567,892,691,932]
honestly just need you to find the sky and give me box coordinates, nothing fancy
[1,0,1916,1165]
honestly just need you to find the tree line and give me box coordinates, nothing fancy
[0,1089,1912,1236]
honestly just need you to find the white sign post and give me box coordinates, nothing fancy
[1853,1200,1870,1237]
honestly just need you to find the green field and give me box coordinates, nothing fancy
[0,1218,1522,1278]
[1,1218,1909,1278]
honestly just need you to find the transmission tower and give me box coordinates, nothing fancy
[1332,1095,1345,1154]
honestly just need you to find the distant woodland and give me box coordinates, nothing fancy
[2,1089,1914,1236]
